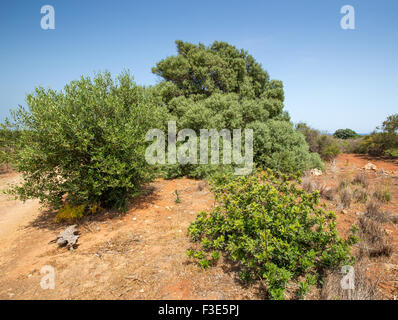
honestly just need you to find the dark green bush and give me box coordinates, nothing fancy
[6,71,166,211]
[152,41,322,177]
[333,129,358,140]
[187,170,357,299]
[249,120,323,173]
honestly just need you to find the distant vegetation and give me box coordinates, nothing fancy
[295,123,371,161]
[333,128,358,140]
[358,114,398,157]
[0,126,20,170]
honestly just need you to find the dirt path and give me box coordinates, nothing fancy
[0,172,41,250]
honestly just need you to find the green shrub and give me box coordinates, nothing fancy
[333,129,358,140]
[320,142,341,161]
[5,71,166,212]
[385,148,398,158]
[248,120,323,174]
[187,170,357,299]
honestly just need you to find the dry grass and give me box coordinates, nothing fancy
[319,184,336,201]
[365,199,391,223]
[352,172,369,189]
[373,188,392,203]
[338,178,350,192]
[339,187,352,209]
[320,260,380,300]
[302,176,317,193]
[358,216,393,258]
[353,187,368,204]
[372,177,392,203]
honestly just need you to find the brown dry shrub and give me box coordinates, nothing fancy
[358,216,393,258]
[352,173,369,189]
[338,178,350,192]
[339,187,352,209]
[365,199,391,223]
[319,184,336,201]
[302,176,317,193]
[353,188,368,204]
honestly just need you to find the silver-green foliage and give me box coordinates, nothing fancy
[6,71,166,211]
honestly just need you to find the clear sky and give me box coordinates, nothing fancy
[1,0,397,133]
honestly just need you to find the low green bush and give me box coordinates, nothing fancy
[320,142,341,161]
[187,170,357,299]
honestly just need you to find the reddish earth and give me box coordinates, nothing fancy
[0,153,397,299]
[313,154,398,299]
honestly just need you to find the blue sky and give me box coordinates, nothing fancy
[1,0,397,133]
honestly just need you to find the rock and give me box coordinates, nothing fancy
[310,168,323,176]
[132,217,137,221]
[363,163,377,171]
[342,209,348,214]
[54,225,79,250]
[356,212,365,216]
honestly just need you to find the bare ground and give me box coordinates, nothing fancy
[0,154,397,299]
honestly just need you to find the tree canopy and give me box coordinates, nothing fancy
[151,40,322,175]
